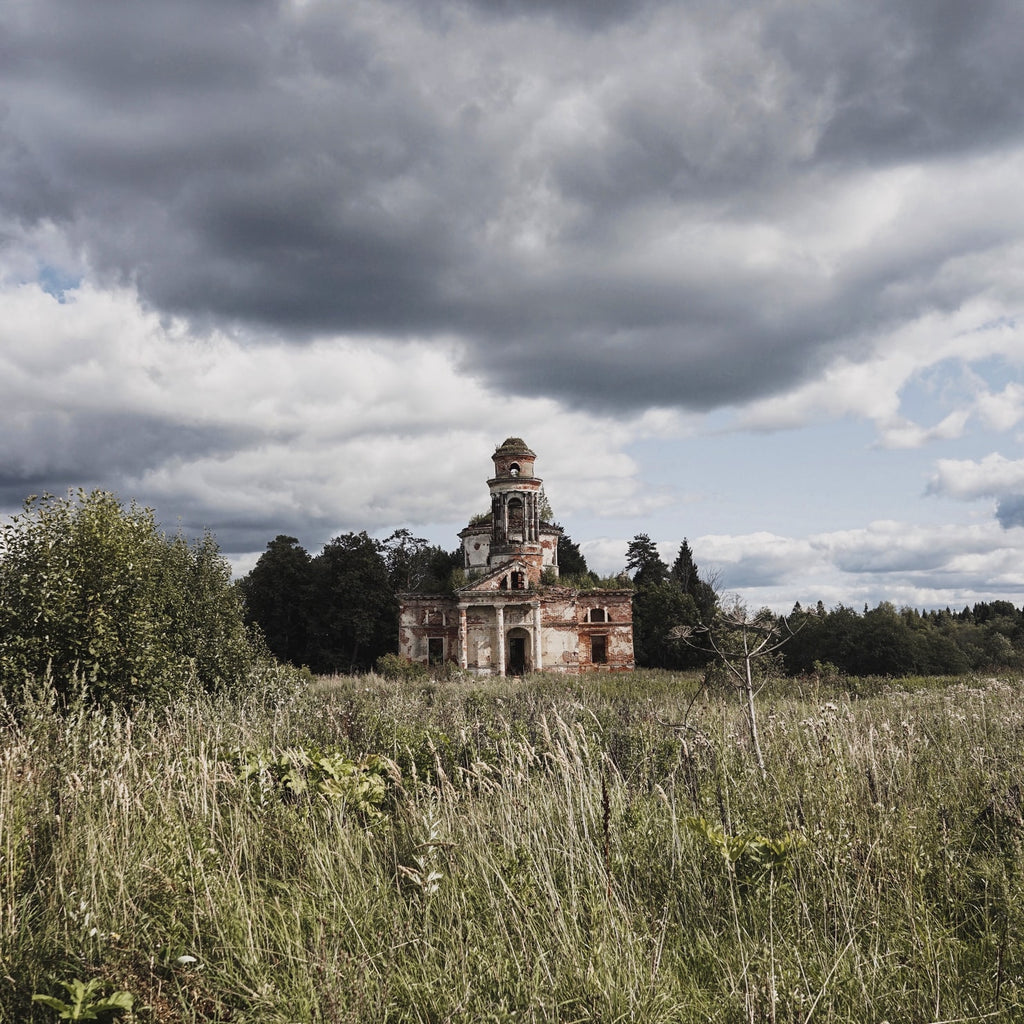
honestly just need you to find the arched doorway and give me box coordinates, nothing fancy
[506,626,531,676]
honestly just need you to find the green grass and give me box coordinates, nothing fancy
[3,670,1024,1022]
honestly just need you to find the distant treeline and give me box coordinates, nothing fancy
[782,600,1024,676]
[625,532,1024,676]
[241,527,1024,677]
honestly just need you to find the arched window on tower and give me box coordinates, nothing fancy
[589,608,607,623]
[507,497,525,541]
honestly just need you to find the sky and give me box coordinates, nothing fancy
[2,0,1023,612]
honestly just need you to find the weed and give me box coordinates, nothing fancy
[32,978,133,1021]
[229,744,400,825]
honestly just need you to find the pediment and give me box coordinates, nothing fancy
[457,558,531,594]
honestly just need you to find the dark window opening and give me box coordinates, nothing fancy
[428,638,444,665]
[589,608,607,623]
[509,463,520,476]
[511,571,526,590]
[591,635,607,664]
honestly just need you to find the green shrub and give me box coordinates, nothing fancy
[230,744,400,825]
[375,652,429,682]
[0,489,261,706]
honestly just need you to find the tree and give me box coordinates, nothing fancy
[308,532,396,673]
[848,603,916,676]
[418,545,463,594]
[381,529,460,594]
[626,533,668,589]
[627,534,717,669]
[382,529,430,592]
[670,538,698,590]
[240,535,313,666]
[538,488,554,523]
[632,581,700,668]
[670,538,718,623]
[0,490,258,705]
[556,530,593,581]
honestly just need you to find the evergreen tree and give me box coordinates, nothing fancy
[633,581,701,668]
[240,535,313,666]
[556,530,592,581]
[628,533,716,669]
[669,537,717,622]
[670,539,698,591]
[626,533,668,589]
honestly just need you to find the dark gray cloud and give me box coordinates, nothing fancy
[452,0,657,31]
[2,0,1023,414]
[0,410,262,508]
[997,495,1024,529]
[766,0,1024,164]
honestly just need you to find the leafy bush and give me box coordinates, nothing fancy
[0,489,261,705]
[230,745,400,825]
[375,652,430,682]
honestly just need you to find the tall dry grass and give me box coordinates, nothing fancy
[2,670,1022,1022]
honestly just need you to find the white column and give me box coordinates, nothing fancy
[496,605,505,677]
[533,600,543,672]
[459,606,468,670]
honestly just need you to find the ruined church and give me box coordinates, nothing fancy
[399,438,634,674]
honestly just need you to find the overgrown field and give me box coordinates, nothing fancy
[3,670,1024,1023]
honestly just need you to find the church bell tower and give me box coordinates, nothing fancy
[488,437,545,577]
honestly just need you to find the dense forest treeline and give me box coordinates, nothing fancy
[783,599,1024,676]
[242,527,1024,677]
[2,490,1020,697]
[621,532,1024,676]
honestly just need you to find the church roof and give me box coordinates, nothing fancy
[494,437,535,458]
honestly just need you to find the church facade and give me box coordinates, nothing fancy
[398,438,634,674]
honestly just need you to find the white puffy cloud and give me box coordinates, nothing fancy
[928,453,1024,529]
[589,520,1024,612]
[928,453,1024,502]
[734,292,1023,446]
[976,382,1024,432]
[0,278,679,552]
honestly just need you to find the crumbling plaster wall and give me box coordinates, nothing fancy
[399,588,635,673]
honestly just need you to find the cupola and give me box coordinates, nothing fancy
[491,437,536,481]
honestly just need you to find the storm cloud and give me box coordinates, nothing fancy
[2,0,1024,608]
[4,0,1023,411]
